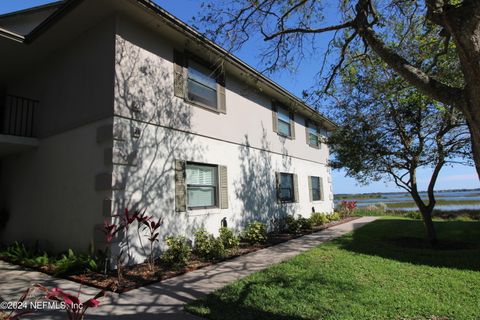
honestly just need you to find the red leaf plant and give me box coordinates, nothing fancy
[100,207,163,278]
[142,217,163,271]
[2,287,35,320]
[34,284,105,320]
[339,200,357,215]
[123,208,140,226]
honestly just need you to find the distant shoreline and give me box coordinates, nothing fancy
[335,187,480,200]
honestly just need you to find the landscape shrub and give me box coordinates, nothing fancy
[242,221,267,244]
[0,242,45,266]
[0,242,101,276]
[337,200,357,217]
[310,212,330,226]
[328,212,341,222]
[432,209,480,221]
[161,236,192,268]
[285,215,302,234]
[403,211,422,220]
[194,228,227,260]
[54,249,99,276]
[298,216,313,230]
[271,216,287,232]
[219,227,240,249]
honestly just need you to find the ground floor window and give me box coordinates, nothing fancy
[310,176,322,201]
[278,173,295,202]
[186,163,218,208]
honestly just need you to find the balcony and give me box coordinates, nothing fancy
[0,94,39,157]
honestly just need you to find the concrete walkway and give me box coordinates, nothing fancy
[0,217,377,319]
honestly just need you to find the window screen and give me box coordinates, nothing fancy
[186,164,217,208]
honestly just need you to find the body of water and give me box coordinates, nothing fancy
[334,190,480,211]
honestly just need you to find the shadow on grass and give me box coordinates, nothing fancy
[186,273,360,320]
[187,296,308,320]
[336,219,480,272]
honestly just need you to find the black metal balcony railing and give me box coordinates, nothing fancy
[0,95,38,138]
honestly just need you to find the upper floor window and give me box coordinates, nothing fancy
[173,50,226,113]
[272,104,295,139]
[186,163,218,208]
[277,107,292,137]
[187,60,218,109]
[306,121,321,148]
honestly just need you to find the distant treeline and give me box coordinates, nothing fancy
[335,193,385,200]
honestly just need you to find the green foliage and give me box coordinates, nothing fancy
[219,227,240,249]
[161,235,192,268]
[194,228,227,260]
[310,212,330,226]
[433,209,480,221]
[404,211,422,220]
[284,215,315,233]
[353,207,388,217]
[0,242,101,276]
[329,27,470,231]
[284,215,302,234]
[328,212,341,222]
[0,242,51,268]
[54,249,99,276]
[298,216,313,230]
[242,221,267,244]
[1,241,36,263]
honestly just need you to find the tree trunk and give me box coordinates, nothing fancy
[464,102,480,180]
[419,208,438,246]
[410,188,438,246]
[441,1,480,179]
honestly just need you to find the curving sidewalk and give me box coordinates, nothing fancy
[0,216,378,319]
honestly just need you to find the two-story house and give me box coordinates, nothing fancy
[0,0,336,264]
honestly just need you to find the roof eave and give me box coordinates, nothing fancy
[0,0,338,130]
[0,27,24,43]
[135,0,338,130]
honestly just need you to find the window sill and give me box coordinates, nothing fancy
[186,208,225,217]
[184,98,222,114]
[276,132,294,140]
[188,205,219,211]
[308,144,321,149]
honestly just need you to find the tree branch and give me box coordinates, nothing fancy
[263,21,353,41]
[354,0,465,109]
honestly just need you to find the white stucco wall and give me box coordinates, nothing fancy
[114,16,330,164]
[110,17,334,264]
[110,116,333,264]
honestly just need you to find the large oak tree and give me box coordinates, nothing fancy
[329,54,470,244]
[197,0,480,179]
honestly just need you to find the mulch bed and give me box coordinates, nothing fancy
[2,217,359,294]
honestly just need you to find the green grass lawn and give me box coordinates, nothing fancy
[186,218,480,320]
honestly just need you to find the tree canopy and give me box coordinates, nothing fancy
[197,0,480,179]
[329,54,470,243]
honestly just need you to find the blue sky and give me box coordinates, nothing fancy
[1,1,479,194]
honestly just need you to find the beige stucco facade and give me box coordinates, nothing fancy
[0,0,334,263]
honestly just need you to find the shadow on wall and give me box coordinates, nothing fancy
[234,125,295,231]
[110,37,207,264]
